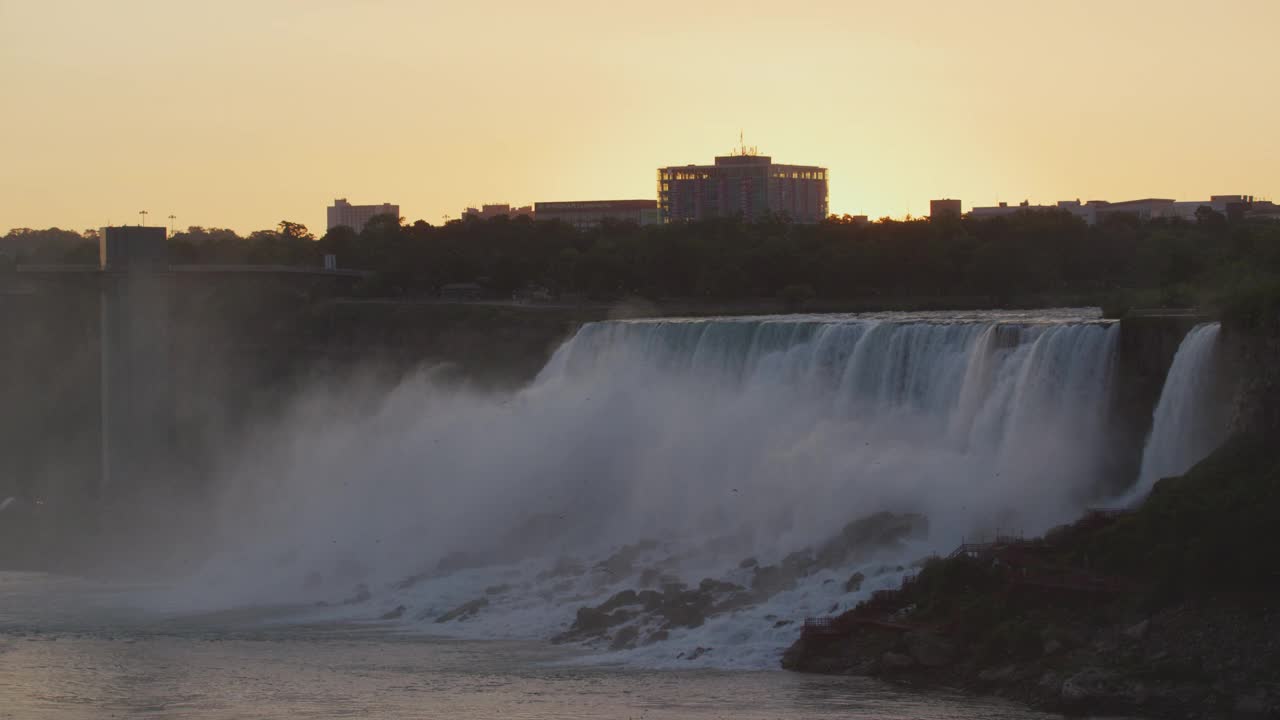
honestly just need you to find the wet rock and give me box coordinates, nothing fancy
[814,512,929,569]
[713,591,756,613]
[1234,692,1271,717]
[380,605,407,620]
[435,597,489,623]
[595,541,658,578]
[978,664,1018,683]
[609,626,640,651]
[750,565,796,596]
[773,619,793,628]
[638,590,663,612]
[1124,619,1150,641]
[844,572,865,593]
[484,584,512,596]
[395,571,429,591]
[782,550,816,576]
[906,632,955,668]
[698,578,742,595]
[599,590,640,613]
[1061,667,1120,706]
[643,630,669,645]
[1043,638,1063,656]
[683,646,711,661]
[537,556,585,581]
[881,651,915,671]
[1038,671,1063,693]
[568,606,631,636]
[738,557,758,569]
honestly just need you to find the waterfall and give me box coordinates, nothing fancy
[1128,322,1227,501]
[182,310,1125,669]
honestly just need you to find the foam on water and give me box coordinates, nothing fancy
[154,310,1134,669]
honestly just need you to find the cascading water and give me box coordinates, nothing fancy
[1125,322,1228,502]
[172,310,1124,669]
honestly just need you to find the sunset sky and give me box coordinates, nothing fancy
[2,0,1277,235]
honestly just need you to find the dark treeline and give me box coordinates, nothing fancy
[6,211,1280,309]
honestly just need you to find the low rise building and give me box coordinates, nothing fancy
[461,204,534,221]
[533,200,659,228]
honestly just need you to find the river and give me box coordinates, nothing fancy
[1,572,1058,719]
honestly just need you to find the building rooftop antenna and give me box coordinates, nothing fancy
[167,214,177,235]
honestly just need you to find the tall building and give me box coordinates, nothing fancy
[658,147,828,223]
[534,200,659,228]
[929,199,962,218]
[326,198,399,231]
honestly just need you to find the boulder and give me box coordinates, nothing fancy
[435,597,489,623]
[1124,619,1151,641]
[568,606,631,636]
[638,590,664,612]
[844,572,865,593]
[379,605,407,620]
[599,590,640,613]
[609,626,640,651]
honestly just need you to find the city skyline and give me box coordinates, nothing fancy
[2,0,1278,235]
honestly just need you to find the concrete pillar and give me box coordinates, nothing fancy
[98,227,173,503]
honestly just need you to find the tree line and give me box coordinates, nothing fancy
[5,210,1280,309]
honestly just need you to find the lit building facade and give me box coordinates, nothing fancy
[327,198,399,231]
[658,151,828,223]
[534,200,659,228]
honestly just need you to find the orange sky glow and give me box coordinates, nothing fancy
[1,0,1277,235]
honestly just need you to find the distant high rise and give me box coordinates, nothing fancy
[327,198,399,231]
[658,146,828,223]
[929,199,962,218]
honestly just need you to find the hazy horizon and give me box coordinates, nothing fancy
[2,0,1277,236]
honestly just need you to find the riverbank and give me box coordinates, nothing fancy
[781,436,1280,718]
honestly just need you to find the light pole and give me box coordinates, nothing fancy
[168,214,177,235]
[139,210,149,226]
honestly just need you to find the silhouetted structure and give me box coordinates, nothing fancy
[461,204,533,221]
[930,199,962,218]
[98,227,173,497]
[534,200,659,228]
[327,198,399,231]
[658,147,828,223]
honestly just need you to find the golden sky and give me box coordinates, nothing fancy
[2,0,1277,235]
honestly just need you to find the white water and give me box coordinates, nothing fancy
[149,310,1127,670]
[1127,322,1228,502]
